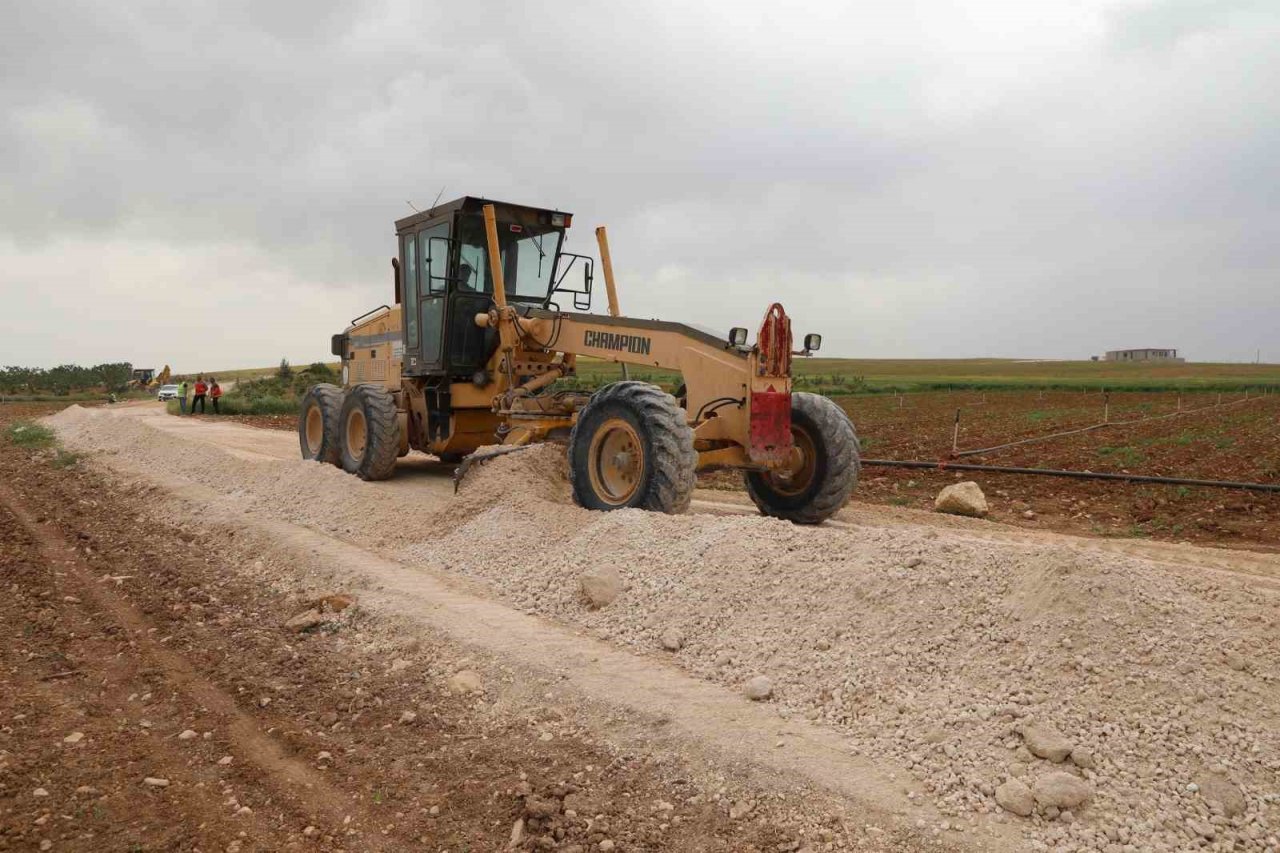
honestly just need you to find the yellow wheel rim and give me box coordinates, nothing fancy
[345,408,367,459]
[587,418,644,506]
[305,404,324,454]
[766,423,817,497]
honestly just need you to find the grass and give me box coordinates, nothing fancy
[5,421,55,448]
[563,356,1280,394]
[0,391,153,403]
[6,419,79,469]
[1097,445,1146,467]
[165,396,297,416]
[52,449,80,468]
[211,355,1280,398]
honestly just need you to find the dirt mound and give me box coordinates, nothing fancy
[446,443,574,520]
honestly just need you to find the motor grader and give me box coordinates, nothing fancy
[299,196,859,523]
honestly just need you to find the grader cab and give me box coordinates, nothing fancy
[300,196,859,523]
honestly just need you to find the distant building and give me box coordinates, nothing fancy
[1103,348,1183,363]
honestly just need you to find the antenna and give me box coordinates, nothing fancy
[406,200,420,212]
[429,185,446,211]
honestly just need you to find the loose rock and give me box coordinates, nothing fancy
[1017,722,1074,763]
[995,778,1034,817]
[1196,771,1247,818]
[743,675,773,700]
[661,627,685,651]
[447,669,484,694]
[1032,771,1091,810]
[285,608,326,632]
[934,481,989,518]
[579,566,623,608]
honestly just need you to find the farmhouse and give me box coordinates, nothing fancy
[1104,348,1184,363]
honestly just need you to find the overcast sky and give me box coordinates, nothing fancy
[2,0,1278,371]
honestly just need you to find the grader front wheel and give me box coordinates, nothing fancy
[338,385,401,481]
[298,384,344,466]
[569,381,696,513]
[745,392,859,524]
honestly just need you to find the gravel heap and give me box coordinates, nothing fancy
[408,449,1280,852]
[51,407,1280,851]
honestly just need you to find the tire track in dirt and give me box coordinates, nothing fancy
[0,482,397,851]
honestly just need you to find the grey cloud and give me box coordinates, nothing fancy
[1,0,1278,367]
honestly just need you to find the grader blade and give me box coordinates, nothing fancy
[452,445,538,492]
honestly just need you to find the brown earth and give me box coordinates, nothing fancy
[0,402,934,852]
[720,389,1280,549]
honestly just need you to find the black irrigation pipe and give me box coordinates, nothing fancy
[860,459,1280,494]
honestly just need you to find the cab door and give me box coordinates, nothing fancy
[401,221,449,374]
[416,224,449,371]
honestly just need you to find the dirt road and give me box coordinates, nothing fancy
[9,401,1280,851]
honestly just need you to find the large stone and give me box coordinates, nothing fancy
[1196,772,1246,818]
[934,481,989,518]
[285,609,326,633]
[995,778,1034,817]
[1032,771,1092,810]
[579,566,623,609]
[743,675,773,700]
[1017,722,1074,763]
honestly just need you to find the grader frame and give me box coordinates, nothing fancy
[300,196,859,523]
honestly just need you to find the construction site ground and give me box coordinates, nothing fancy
[218,388,1280,550]
[4,400,1280,852]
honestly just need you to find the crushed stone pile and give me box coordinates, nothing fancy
[406,488,1280,851]
[50,407,1280,851]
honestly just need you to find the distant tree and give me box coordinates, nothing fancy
[92,362,133,392]
[277,358,294,381]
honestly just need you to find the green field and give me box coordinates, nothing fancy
[208,357,1280,396]
[569,357,1280,394]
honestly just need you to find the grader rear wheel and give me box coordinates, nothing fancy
[298,384,344,466]
[569,381,696,513]
[744,392,859,524]
[338,385,400,481]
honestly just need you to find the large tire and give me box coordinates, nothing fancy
[298,384,344,466]
[745,392,859,524]
[338,385,401,481]
[569,381,696,514]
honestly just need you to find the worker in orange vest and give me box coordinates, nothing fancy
[192,376,208,414]
[210,379,223,414]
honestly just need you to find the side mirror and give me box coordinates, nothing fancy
[391,257,401,304]
[551,253,594,310]
[728,327,748,347]
[804,333,822,353]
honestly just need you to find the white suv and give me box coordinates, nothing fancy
[157,384,181,401]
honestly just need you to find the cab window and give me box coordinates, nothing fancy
[403,235,418,346]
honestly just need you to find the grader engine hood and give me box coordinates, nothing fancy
[748,304,794,465]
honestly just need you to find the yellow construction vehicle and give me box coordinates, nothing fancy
[300,197,858,522]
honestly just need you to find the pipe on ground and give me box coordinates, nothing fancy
[859,459,1280,494]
